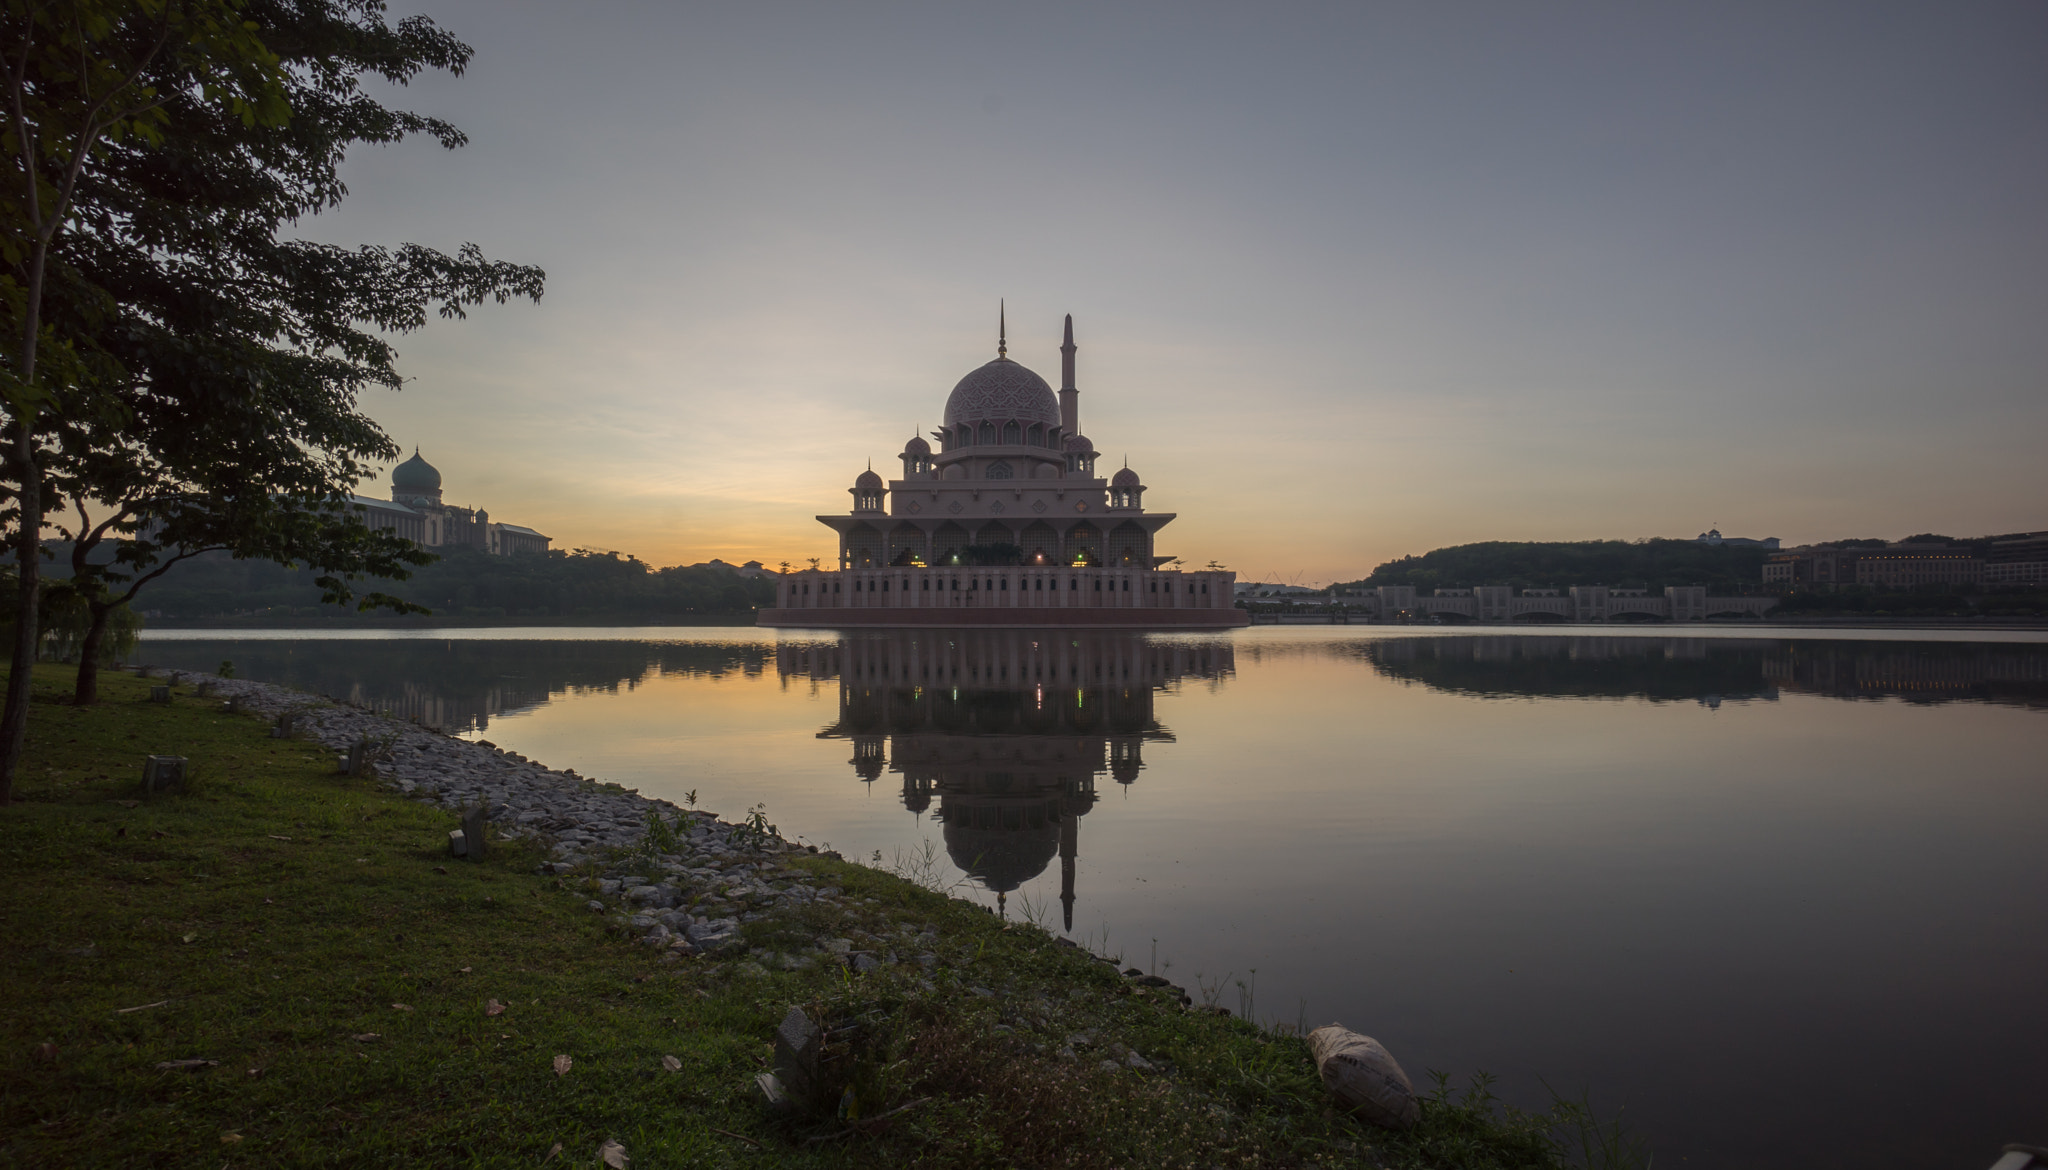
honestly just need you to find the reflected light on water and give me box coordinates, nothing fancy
[136,625,2048,1169]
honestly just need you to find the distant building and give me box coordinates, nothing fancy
[1984,532,2048,585]
[353,450,551,556]
[688,558,775,580]
[1234,581,1325,600]
[1696,528,1780,550]
[760,314,1243,629]
[1852,546,1981,588]
[1354,584,1773,623]
[1764,542,1981,589]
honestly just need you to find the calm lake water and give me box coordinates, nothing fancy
[136,625,2048,1168]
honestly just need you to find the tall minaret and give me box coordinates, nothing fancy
[1059,313,1079,435]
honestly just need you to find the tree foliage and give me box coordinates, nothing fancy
[1,0,543,747]
[1340,540,1769,593]
[131,546,777,621]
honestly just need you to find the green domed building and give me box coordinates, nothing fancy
[350,447,551,556]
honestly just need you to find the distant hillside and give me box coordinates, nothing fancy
[1336,540,1767,593]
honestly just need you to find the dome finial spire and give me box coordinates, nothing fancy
[997,299,1007,359]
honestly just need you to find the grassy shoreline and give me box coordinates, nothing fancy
[2,665,1633,1168]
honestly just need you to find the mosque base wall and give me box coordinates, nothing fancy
[756,607,1250,630]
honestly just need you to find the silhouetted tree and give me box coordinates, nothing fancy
[1,1,542,794]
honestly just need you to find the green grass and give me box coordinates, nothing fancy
[1,665,1635,1168]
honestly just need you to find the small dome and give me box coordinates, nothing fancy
[391,449,441,491]
[855,469,884,490]
[944,359,1060,429]
[1064,433,1095,452]
[903,435,931,456]
[1111,466,1141,487]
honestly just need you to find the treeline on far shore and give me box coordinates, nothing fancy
[110,546,778,624]
[1327,539,2048,618]
[1338,539,1770,593]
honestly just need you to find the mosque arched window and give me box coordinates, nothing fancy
[978,422,997,445]
[951,427,967,448]
[986,461,1013,480]
[1003,421,1020,444]
[1026,423,1043,447]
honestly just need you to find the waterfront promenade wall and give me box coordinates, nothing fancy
[759,566,1248,629]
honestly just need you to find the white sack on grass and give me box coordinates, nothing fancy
[1306,1025,1419,1130]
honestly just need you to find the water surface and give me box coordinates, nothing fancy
[137,625,2048,1168]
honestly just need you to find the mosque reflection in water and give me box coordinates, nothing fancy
[777,631,1234,928]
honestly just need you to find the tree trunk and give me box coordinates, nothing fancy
[0,420,41,803]
[73,600,108,706]
[1,223,51,802]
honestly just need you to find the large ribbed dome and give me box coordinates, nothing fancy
[391,450,441,491]
[944,816,1059,894]
[943,359,1060,429]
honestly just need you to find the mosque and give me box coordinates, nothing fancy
[759,314,1246,628]
[353,449,552,556]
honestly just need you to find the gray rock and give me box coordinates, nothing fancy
[685,918,740,951]
[851,953,884,974]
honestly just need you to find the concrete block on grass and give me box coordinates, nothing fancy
[141,755,186,794]
[772,1006,820,1109]
[460,806,488,859]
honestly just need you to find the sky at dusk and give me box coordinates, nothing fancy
[311,1,2048,584]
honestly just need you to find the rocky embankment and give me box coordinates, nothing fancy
[182,674,856,961]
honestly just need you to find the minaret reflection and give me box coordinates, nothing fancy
[786,631,1234,930]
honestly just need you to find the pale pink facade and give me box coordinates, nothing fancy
[760,316,1245,629]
